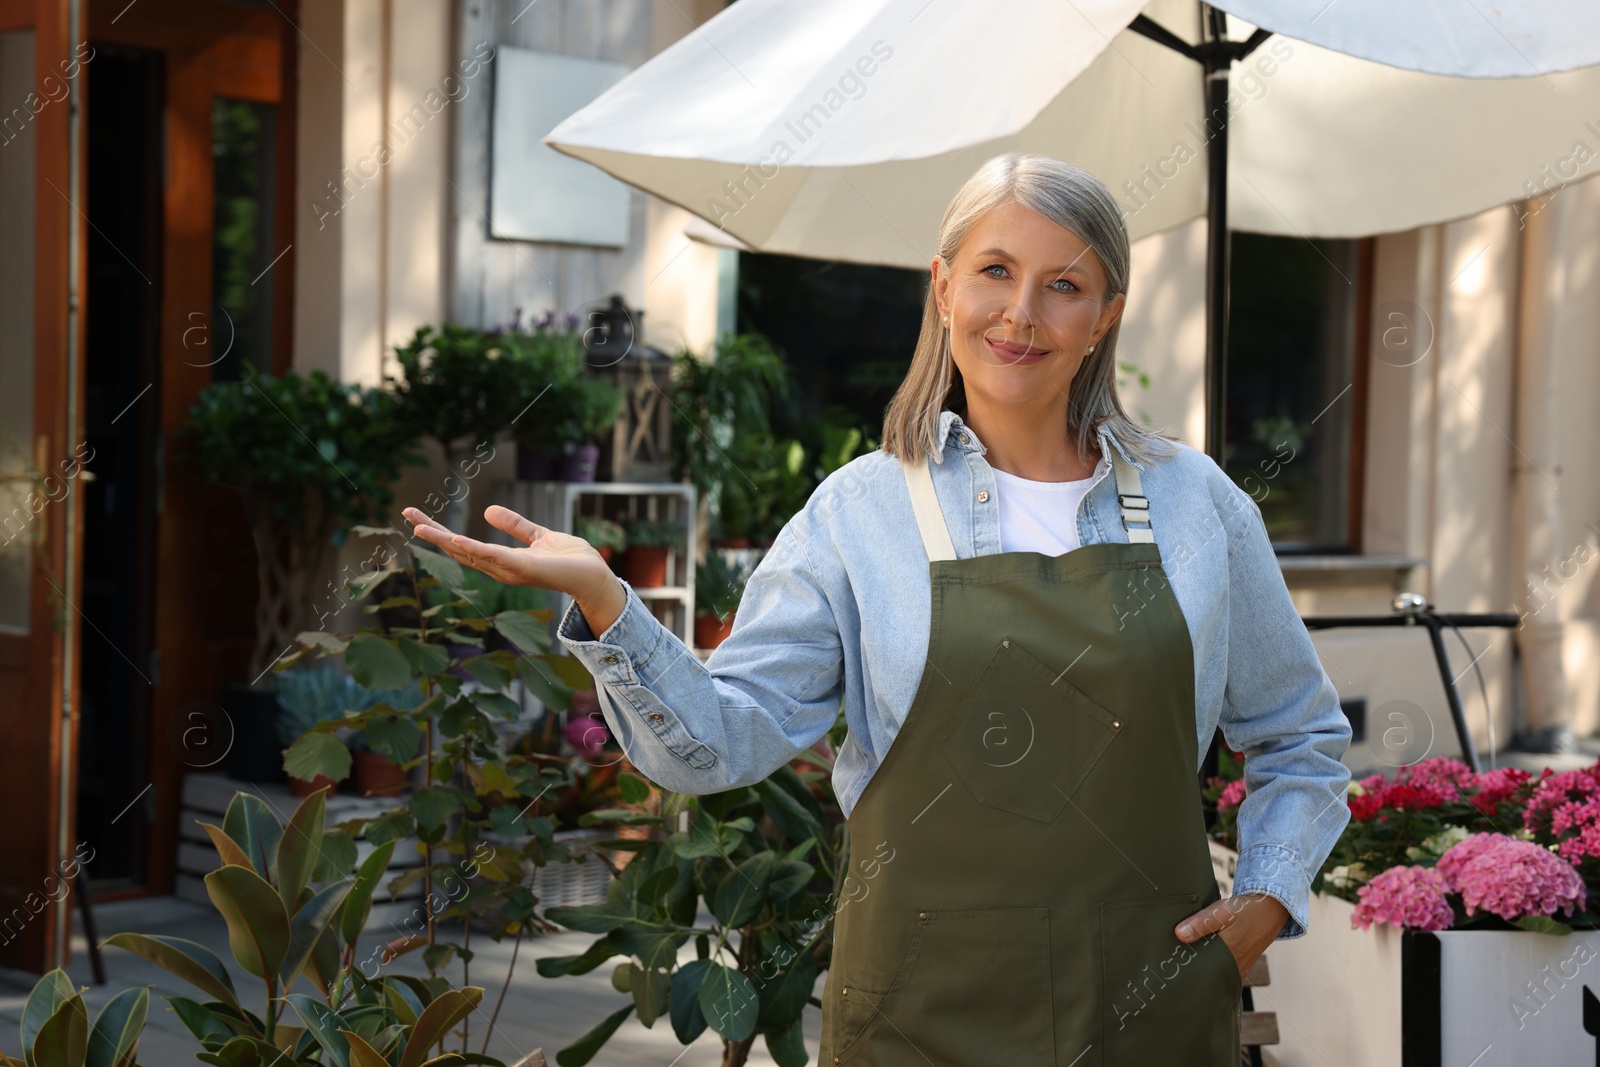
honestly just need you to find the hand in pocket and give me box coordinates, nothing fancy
[1173,892,1289,982]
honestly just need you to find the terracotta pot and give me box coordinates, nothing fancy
[353,750,409,797]
[694,611,734,650]
[613,823,654,870]
[621,545,669,587]
[289,773,341,798]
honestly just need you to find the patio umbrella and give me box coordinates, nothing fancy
[544,0,1600,458]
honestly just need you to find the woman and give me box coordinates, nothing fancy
[405,153,1352,1065]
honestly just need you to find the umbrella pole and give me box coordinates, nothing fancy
[1129,8,1272,461]
[1200,3,1232,464]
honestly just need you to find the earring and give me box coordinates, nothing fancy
[1088,343,1096,353]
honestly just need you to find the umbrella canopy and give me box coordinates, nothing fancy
[545,0,1600,271]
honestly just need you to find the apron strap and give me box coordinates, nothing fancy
[904,444,1154,556]
[902,456,958,562]
[1109,446,1155,544]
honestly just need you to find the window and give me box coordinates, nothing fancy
[1224,234,1368,552]
[210,97,277,381]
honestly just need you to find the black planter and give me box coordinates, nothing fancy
[223,681,288,783]
[516,443,559,481]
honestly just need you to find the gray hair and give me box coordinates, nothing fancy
[881,152,1178,466]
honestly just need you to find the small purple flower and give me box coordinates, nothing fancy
[565,711,608,758]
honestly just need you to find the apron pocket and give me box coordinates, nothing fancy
[838,907,1054,1065]
[1100,893,1242,1067]
[935,639,1120,822]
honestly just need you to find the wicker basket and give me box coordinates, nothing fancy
[469,827,614,933]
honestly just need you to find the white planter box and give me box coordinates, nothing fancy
[1260,889,1600,1066]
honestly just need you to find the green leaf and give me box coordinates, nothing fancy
[86,987,147,1067]
[697,962,758,1041]
[439,699,488,740]
[279,880,353,986]
[363,808,416,846]
[198,823,255,871]
[493,610,551,653]
[362,713,423,762]
[554,1002,633,1067]
[767,859,815,902]
[577,809,663,827]
[544,905,632,935]
[754,776,822,843]
[765,1018,808,1067]
[164,998,233,1055]
[342,840,398,946]
[346,633,412,690]
[756,946,817,1030]
[203,866,291,980]
[515,656,573,711]
[633,963,671,1029]
[473,691,522,719]
[409,787,463,836]
[283,994,350,1067]
[616,772,650,805]
[398,988,483,1067]
[284,733,351,785]
[709,851,775,929]
[312,828,359,883]
[23,969,77,1063]
[101,934,240,1010]
[395,636,449,677]
[221,794,284,881]
[535,937,618,978]
[1514,915,1572,935]
[340,1029,391,1067]
[165,996,235,1050]
[193,1034,279,1066]
[668,959,711,1045]
[462,656,513,690]
[410,543,466,589]
[275,789,328,911]
[34,994,89,1067]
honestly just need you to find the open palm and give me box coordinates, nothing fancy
[402,504,610,598]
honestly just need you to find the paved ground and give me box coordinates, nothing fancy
[0,895,824,1066]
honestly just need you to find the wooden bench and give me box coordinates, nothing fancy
[1242,953,1280,1066]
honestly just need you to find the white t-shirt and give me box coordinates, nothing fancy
[991,466,1097,556]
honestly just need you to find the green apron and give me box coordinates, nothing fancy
[817,445,1241,1066]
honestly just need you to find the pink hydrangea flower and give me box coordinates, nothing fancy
[1350,865,1455,932]
[1545,795,1600,865]
[1436,833,1586,921]
[1217,778,1247,811]
[1524,766,1600,835]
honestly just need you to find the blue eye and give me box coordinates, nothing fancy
[1053,278,1078,293]
[983,264,1006,277]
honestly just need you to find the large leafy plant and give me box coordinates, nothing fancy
[14,787,499,1066]
[183,365,422,679]
[277,528,598,1037]
[536,759,846,1067]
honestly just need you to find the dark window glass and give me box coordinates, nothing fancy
[1225,234,1362,551]
[210,97,277,380]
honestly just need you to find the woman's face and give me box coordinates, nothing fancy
[932,199,1125,416]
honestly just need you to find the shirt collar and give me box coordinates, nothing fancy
[935,408,1145,472]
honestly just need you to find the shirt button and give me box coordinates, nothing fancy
[603,654,618,664]
[959,433,970,444]
[649,712,665,723]
[976,489,990,503]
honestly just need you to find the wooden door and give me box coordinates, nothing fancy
[0,0,295,972]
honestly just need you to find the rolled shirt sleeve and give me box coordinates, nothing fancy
[557,520,845,796]
[1212,478,1353,940]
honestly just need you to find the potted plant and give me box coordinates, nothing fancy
[620,518,685,588]
[694,549,746,650]
[183,365,422,783]
[389,323,532,531]
[1207,754,1600,1064]
[552,373,626,483]
[574,515,626,566]
[275,662,422,796]
[668,332,790,547]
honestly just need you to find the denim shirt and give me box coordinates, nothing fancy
[558,409,1353,938]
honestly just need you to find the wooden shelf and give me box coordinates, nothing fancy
[490,480,698,649]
